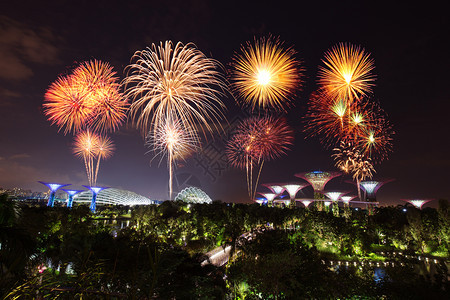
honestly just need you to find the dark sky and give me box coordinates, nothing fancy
[1,1,449,207]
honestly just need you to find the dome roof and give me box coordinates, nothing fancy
[73,188,155,206]
[175,187,212,204]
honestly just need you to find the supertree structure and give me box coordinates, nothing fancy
[340,195,357,205]
[324,191,347,216]
[295,171,341,198]
[283,183,309,208]
[298,198,315,208]
[261,183,285,207]
[359,179,394,202]
[39,181,70,207]
[259,192,277,207]
[83,185,109,213]
[402,199,433,210]
[61,189,84,208]
[295,171,340,211]
[340,195,357,218]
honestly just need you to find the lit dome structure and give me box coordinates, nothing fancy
[73,188,155,206]
[175,187,212,204]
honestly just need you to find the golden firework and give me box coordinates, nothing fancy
[123,41,227,141]
[318,43,375,104]
[230,36,303,111]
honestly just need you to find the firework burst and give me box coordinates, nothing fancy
[230,36,303,111]
[146,116,199,199]
[123,41,227,140]
[43,75,92,134]
[227,115,294,200]
[318,43,375,104]
[73,130,99,186]
[73,130,114,186]
[44,60,127,134]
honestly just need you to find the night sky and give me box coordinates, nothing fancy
[1,1,449,206]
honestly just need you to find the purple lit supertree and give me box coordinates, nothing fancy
[39,181,70,207]
[282,183,309,208]
[295,171,341,210]
[83,185,109,212]
[324,191,347,216]
[259,192,277,207]
[61,189,84,208]
[298,198,315,208]
[402,199,433,210]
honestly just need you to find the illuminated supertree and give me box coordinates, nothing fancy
[83,185,109,213]
[359,179,394,202]
[123,40,226,140]
[324,191,347,216]
[340,195,357,205]
[295,171,341,211]
[282,183,309,208]
[298,198,315,208]
[402,199,433,210]
[295,171,340,198]
[61,189,84,208]
[230,36,303,111]
[39,182,70,207]
[340,195,357,218]
[259,193,277,207]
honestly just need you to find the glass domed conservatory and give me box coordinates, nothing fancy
[73,188,155,206]
[175,187,212,204]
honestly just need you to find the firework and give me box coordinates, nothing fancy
[43,75,92,134]
[72,60,127,133]
[230,36,303,111]
[73,130,99,186]
[227,115,294,200]
[358,106,394,162]
[146,116,199,199]
[332,141,375,200]
[73,130,114,187]
[44,60,127,134]
[123,41,227,141]
[304,90,348,144]
[94,135,115,185]
[318,43,375,104]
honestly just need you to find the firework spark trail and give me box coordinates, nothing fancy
[318,43,375,105]
[146,115,199,200]
[73,130,99,187]
[123,41,227,141]
[230,36,303,111]
[94,135,115,186]
[227,116,294,200]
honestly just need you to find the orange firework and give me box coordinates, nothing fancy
[318,43,375,104]
[73,130,115,186]
[72,60,127,133]
[44,60,127,135]
[43,75,93,134]
[230,36,303,111]
[73,130,99,186]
